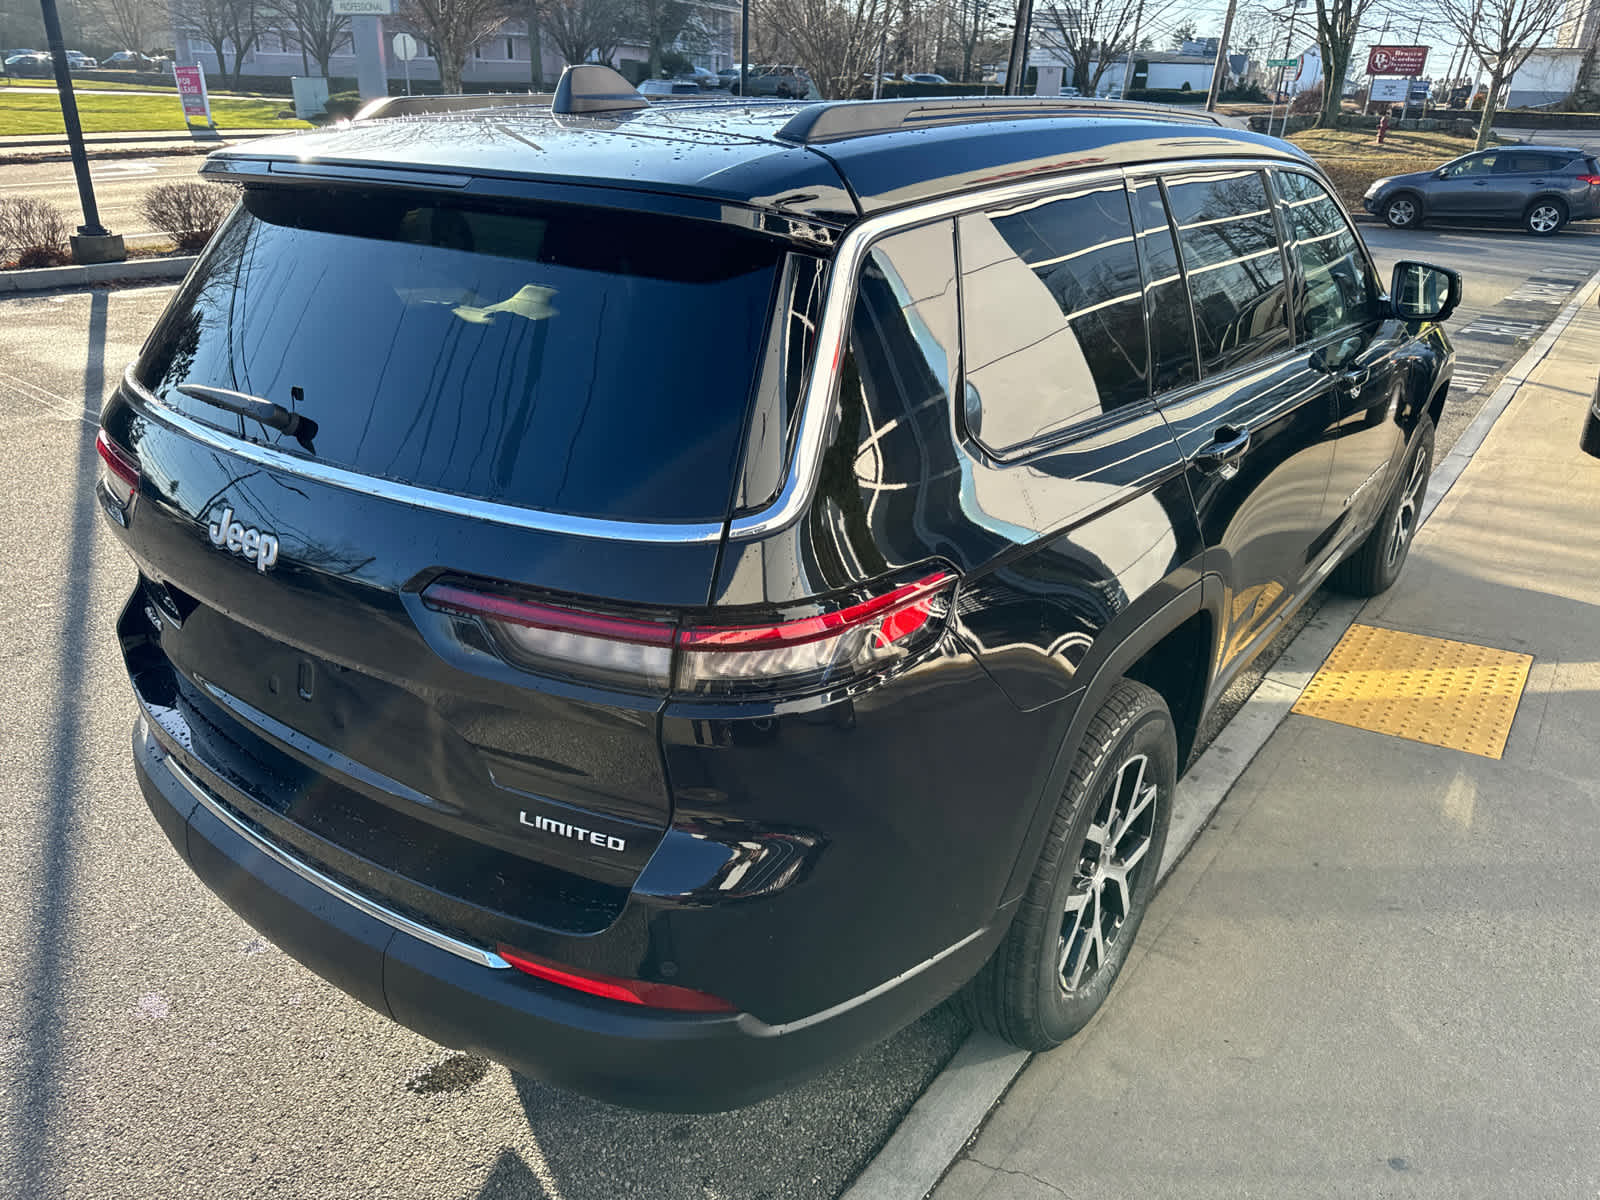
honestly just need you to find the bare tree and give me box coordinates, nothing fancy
[79,0,157,51]
[269,0,349,76]
[1310,0,1379,125]
[635,0,697,76]
[399,0,511,91]
[1034,0,1155,94]
[1438,0,1566,147]
[755,0,892,97]
[544,0,631,65]
[176,0,263,87]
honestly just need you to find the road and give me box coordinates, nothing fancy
[5,154,210,245]
[0,226,1597,1200]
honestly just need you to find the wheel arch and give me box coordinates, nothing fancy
[997,581,1214,906]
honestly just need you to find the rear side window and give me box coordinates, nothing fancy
[1129,178,1198,395]
[1274,170,1380,341]
[957,180,1147,455]
[1164,170,1291,376]
[135,188,787,524]
[1496,152,1573,173]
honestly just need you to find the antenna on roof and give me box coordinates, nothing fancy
[552,64,648,115]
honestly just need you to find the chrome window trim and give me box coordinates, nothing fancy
[730,153,1292,541]
[154,734,512,971]
[130,152,1294,548]
[123,365,726,545]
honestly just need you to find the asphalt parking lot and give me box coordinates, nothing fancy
[1,222,1597,1200]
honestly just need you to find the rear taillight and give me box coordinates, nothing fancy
[496,946,737,1013]
[1578,175,1600,186]
[419,569,956,699]
[95,429,139,518]
[675,571,954,698]
[422,583,676,691]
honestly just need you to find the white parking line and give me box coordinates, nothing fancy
[840,265,1600,1200]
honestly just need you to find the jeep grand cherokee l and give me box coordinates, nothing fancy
[98,69,1459,1111]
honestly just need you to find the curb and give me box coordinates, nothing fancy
[839,265,1600,1200]
[0,256,196,295]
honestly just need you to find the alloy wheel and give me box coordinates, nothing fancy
[1387,445,1429,567]
[1529,204,1561,234]
[1387,198,1417,226]
[1058,754,1158,993]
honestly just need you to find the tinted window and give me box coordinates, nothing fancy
[1496,151,1572,173]
[1275,170,1380,341]
[958,181,1147,454]
[136,188,785,523]
[1129,178,1198,395]
[1165,170,1291,375]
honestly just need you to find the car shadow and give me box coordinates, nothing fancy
[463,1002,972,1200]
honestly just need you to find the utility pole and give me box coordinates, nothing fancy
[38,0,123,263]
[739,0,749,98]
[1361,12,1388,114]
[1120,0,1145,97]
[1271,0,1303,137]
[1002,0,1033,94]
[1205,0,1238,109]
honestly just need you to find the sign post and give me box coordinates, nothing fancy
[392,31,418,95]
[173,62,215,133]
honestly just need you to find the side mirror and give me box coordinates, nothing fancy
[1390,260,1462,322]
[1435,166,1450,178]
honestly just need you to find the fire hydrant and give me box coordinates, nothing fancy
[1376,112,1391,145]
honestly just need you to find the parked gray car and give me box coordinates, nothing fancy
[1365,145,1600,236]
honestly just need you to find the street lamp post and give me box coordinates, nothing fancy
[739,0,749,99]
[38,0,124,262]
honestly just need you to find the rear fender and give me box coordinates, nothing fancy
[994,579,1211,906]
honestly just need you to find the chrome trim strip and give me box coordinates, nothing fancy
[122,366,725,545]
[728,154,1293,542]
[134,151,1299,547]
[158,746,511,971]
[738,926,989,1036]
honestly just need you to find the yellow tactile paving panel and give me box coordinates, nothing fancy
[1292,624,1533,759]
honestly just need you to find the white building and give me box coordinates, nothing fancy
[1559,0,1599,49]
[1505,46,1584,108]
[1024,49,1220,96]
[177,2,740,87]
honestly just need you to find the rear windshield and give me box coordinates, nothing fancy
[135,188,789,523]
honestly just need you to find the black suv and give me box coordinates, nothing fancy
[99,69,1459,1111]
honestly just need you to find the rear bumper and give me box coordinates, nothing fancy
[134,716,1002,1111]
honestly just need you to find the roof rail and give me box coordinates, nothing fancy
[551,63,648,115]
[775,96,1227,145]
[352,92,552,121]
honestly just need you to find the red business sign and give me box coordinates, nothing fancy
[1367,45,1430,76]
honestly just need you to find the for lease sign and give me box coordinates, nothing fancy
[173,64,212,122]
[1367,45,1429,76]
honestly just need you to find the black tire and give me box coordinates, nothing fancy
[1383,191,1423,229]
[1524,198,1566,236]
[963,679,1175,1050]
[1331,416,1434,597]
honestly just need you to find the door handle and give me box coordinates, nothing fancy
[1336,366,1371,394]
[1195,426,1251,476]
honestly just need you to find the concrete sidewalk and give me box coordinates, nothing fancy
[934,301,1600,1199]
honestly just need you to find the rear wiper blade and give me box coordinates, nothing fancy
[176,382,318,452]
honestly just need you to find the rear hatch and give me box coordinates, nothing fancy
[108,182,818,942]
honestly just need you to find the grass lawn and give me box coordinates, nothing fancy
[1289,126,1490,208]
[0,76,272,98]
[0,89,309,134]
